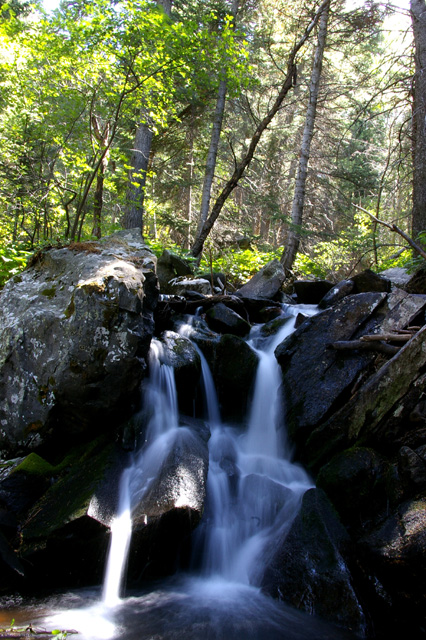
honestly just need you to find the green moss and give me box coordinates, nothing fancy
[21,439,115,541]
[64,297,75,318]
[13,453,55,477]
[40,286,57,298]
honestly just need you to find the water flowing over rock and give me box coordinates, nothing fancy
[0,229,158,457]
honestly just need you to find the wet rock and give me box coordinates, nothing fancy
[235,296,282,324]
[318,280,354,309]
[293,280,334,304]
[16,438,122,588]
[0,453,54,515]
[205,302,251,337]
[398,446,426,493]
[305,324,426,471]
[316,448,395,532]
[350,269,391,294]
[0,229,158,457]
[405,264,426,294]
[275,292,386,447]
[358,497,426,631]
[157,331,202,415]
[129,426,209,579]
[236,260,285,300]
[262,488,367,636]
[212,334,259,421]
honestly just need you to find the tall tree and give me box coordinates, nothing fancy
[280,0,330,272]
[190,0,330,260]
[122,0,172,234]
[194,0,239,258]
[410,0,426,241]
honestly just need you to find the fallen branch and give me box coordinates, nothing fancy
[352,203,426,261]
[360,333,412,343]
[331,340,400,356]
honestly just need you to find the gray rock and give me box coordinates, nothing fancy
[293,279,334,304]
[0,230,158,455]
[379,267,411,287]
[262,488,367,636]
[318,280,354,309]
[351,269,391,294]
[173,277,212,296]
[236,260,285,300]
[305,324,426,471]
[275,292,386,445]
[205,302,251,337]
[156,250,193,294]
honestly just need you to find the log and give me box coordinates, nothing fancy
[331,340,400,356]
[360,333,412,343]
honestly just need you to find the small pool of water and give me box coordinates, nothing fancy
[1,576,359,640]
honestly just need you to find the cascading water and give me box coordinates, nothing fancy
[102,338,181,606]
[33,303,358,639]
[188,305,315,585]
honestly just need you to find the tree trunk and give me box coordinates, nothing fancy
[190,0,330,260]
[122,0,172,234]
[122,119,154,232]
[192,0,240,262]
[410,0,426,240]
[280,0,330,272]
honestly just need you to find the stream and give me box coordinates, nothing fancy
[1,305,359,639]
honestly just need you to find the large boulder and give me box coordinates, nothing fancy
[205,302,251,337]
[128,425,210,579]
[305,324,426,471]
[275,292,386,446]
[236,260,285,300]
[262,488,367,636]
[0,229,158,457]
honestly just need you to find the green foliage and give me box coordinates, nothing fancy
[0,243,31,286]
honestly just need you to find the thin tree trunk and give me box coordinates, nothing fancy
[122,0,172,235]
[192,0,240,262]
[410,0,426,240]
[280,0,330,272]
[190,0,330,260]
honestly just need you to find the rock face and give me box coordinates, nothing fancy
[0,229,158,456]
[262,489,367,636]
[268,271,426,637]
[236,260,285,300]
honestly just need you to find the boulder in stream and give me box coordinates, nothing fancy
[262,488,367,636]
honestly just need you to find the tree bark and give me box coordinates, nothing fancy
[190,0,330,260]
[193,0,240,261]
[410,0,426,240]
[280,0,330,272]
[122,0,172,234]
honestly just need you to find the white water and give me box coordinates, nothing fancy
[41,304,335,640]
[190,305,316,584]
[101,338,181,605]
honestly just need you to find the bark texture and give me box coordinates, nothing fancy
[411,0,426,240]
[280,0,330,272]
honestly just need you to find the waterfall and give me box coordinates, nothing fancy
[101,339,180,605]
[40,303,358,640]
[102,305,316,601]
[190,306,316,585]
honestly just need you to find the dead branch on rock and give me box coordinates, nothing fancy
[331,340,400,356]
